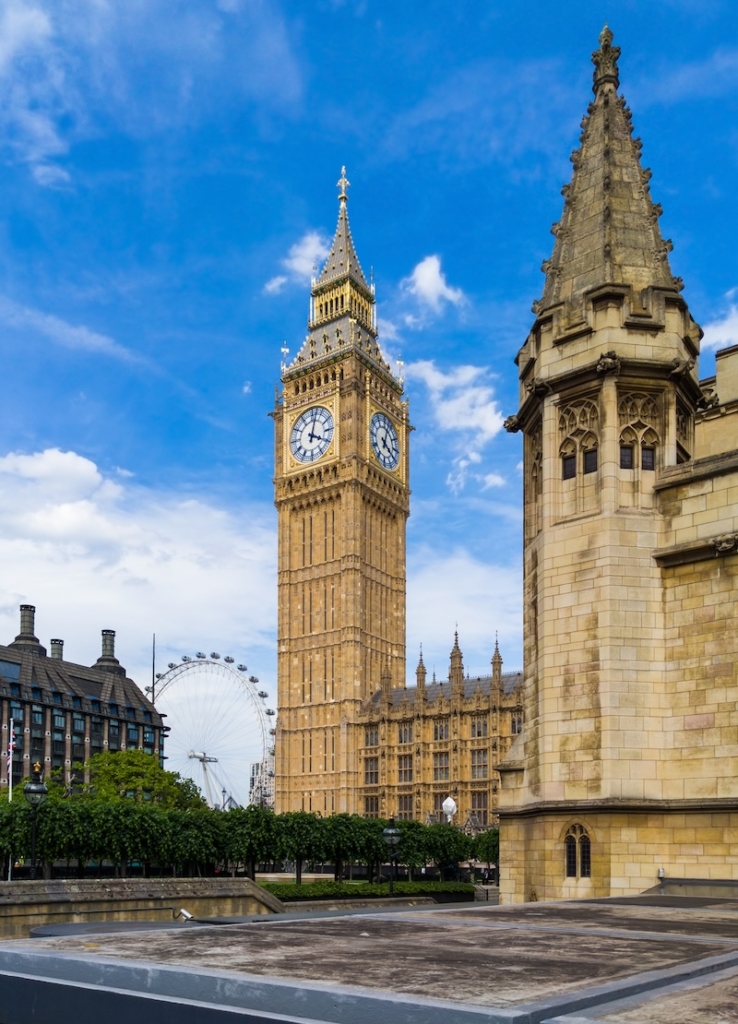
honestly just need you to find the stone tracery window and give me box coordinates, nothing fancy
[618,392,661,470]
[558,400,599,479]
[564,824,591,879]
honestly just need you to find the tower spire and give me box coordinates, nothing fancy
[284,167,395,379]
[537,27,681,317]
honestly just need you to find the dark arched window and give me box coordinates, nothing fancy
[580,835,591,878]
[565,825,591,879]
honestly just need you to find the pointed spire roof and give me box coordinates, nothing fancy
[284,168,398,382]
[537,26,681,315]
[449,631,464,694]
[315,167,371,293]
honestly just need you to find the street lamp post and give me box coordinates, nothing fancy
[382,817,400,896]
[23,762,48,880]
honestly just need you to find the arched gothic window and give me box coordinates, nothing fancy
[558,400,599,479]
[618,393,661,471]
[564,824,591,879]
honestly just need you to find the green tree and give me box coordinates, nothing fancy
[323,814,368,881]
[73,750,206,808]
[425,823,473,878]
[275,811,326,884]
[474,827,499,869]
[396,819,428,880]
[223,805,276,878]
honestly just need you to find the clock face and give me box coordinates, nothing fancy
[290,406,335,463]
[370,412,400,471]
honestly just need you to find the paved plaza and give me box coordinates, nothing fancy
[2,894,738,1021]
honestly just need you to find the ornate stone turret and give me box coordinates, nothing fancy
[491,636,503,693]
[380,664,392,704]
[449,632,464,699]
[538,26,682,318]
[415,647,427,699]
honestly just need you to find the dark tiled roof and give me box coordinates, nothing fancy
[0,644,161,725]
[369,671,523,708]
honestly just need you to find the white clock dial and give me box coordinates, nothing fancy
[290,406,335,463]
[370,412,400,471]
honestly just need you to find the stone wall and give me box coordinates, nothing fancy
[0,877,283,938]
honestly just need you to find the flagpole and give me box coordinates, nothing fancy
[7,717,13,881]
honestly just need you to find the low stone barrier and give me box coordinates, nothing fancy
[0,878,283,938]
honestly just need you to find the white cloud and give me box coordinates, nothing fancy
[481,472,506,490]
[0,448,277,689]
[264,275,288,295]
[407,547,521,678]
[0,296,141,363]
[242,381,252,395]
[401,255,464,314]
[0,0,303,184]
[406,359,504,444]
[31,163,70,188]
[702,292,738,352]
[264,230,331,295]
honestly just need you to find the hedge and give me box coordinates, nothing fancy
[261,880,476,901]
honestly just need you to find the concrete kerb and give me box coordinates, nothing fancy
[2,944,738,1024]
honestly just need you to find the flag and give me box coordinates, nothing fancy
[6,718,14,777]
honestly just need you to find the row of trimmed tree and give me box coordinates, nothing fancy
[0,802,499,881]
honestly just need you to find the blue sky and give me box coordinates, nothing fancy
[1,0,737,700]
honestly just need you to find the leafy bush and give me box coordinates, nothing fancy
[261,879,475,901]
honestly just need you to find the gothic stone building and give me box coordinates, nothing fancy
[499,29,738,901]
[273,172,522,822]
[0,605,164,788]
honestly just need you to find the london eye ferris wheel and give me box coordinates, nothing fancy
[150,652,276,809]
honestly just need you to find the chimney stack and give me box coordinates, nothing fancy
[9,604,46,656]
[101,629,116,659]
[95,628,125,675]
[50,639,64,660]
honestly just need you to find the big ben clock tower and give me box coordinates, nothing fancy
[273,169,410,814]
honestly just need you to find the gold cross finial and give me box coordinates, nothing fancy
[337,165,350,201]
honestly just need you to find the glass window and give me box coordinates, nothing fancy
[127,723,139,747]
[562,454,576,480]
[397,794,413,820]
[108,720,120,751]
[583,448,598,474]
[53,691,62,704]
[365,726,378,747]
[471,716,488,738]
[565,825,591,879]
[364,756,379,785]
[398,722,413,744]
[433,720,449,741]
[642,447,655,471]
[364,796,379,818]
[398,754,413,782]
[52,709,66,730]
[580,835,591,877]
[471,791,488,826]
[0,660,21,682]
[31,704,44,727]
[72,714,85,734]
[433,751,449,781]
[471,749,488,779]
[620,445,633,469]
